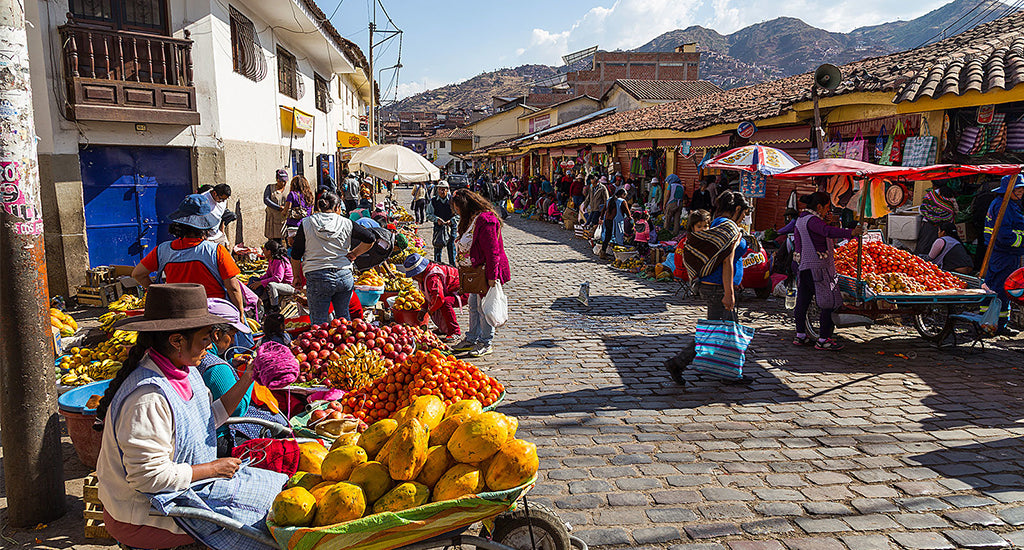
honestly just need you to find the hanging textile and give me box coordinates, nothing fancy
[852,178,890,219]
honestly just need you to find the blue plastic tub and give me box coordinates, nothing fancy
[58,379,111,415]
[354,286,385,308]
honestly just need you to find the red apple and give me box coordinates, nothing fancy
[331,319,343,328]
[319,349,330,360]
[309,341,321,352]
[295,352,307,363]
[332,334,344,344]
[327,411,343,420]
[383,343,395,354]
[346,336,356,344]
[299,361,311,371]
[310,409,328,422]
[328,401,343,411]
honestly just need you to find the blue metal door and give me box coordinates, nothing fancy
[80,145,192,267]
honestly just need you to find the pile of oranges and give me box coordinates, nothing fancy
[835,241,967,292]
[341,350,504,424]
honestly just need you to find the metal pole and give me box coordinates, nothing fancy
[0,0,68,526]
[811,86,823,154]
[368,21,375,145]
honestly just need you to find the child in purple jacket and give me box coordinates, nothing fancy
[249,240,295,312]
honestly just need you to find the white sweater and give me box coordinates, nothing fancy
[96,360,228,533]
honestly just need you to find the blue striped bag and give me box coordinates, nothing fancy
[691,320,755,380]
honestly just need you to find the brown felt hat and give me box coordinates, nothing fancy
[112,284,229,332]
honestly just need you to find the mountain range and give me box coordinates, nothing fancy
[386,0,1014,113]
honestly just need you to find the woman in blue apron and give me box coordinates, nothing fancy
[94,284,287,550]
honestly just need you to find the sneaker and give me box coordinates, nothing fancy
[451,339,476,352]
[792,335,813,346]
[468,343,493,357]
[441,334,461,344]
[815,338,845,351]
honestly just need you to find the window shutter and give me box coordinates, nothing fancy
[229,6,266,82]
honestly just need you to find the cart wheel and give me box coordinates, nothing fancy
[914,305,954,342]
[490,501,571,550]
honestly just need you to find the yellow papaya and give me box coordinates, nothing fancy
[444,399,483,419]
[271,487,316,527]
[285,471,323,492]
[484,439,539,491]
[429,413,472,447]
[388,418,429,481]
[321,446,368,481]
[314,482,366,526]
[415,445,452,488]
[432,464,485,502]
[298,441,329,475]
[357,418,398,459]
[331,432,361,449]
[348,461,392,504]
[447,411,508,464]
[404,395,445,430]
[372,481,430,514]
[310,481,337,504]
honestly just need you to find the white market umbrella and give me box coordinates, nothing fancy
[348,144,440,183]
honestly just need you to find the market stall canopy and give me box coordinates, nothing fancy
[705,144,800,175]
[776,159,1024,181]
[348,144,440,183]
[337,131,372,148]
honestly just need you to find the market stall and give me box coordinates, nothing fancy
[775,159,1022,342]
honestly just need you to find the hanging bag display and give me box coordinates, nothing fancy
[887,119,907,165]
[987,113,1007,154]
[957,126,984,155]
[823,134,844,158]
[1006,116,1024,152]
[902,118,938,167]
[844,129,866,161]
[873,125,887,161]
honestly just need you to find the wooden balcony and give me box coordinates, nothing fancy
[58,24,200,125]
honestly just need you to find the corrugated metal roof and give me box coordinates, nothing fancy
[612,79,723,100]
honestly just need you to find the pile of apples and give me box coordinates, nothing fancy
[291,318,417,386]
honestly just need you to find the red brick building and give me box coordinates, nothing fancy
[566,47,701,98]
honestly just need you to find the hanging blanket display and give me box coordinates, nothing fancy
[633,148,666,179]
[956,109,1007,156]
[902,117,939,167]
[1007,115,1024,153]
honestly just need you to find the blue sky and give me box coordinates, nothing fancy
[315,0,951,101]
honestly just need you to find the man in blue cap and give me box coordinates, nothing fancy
[402,253,466,342]
[983,173,1024,336]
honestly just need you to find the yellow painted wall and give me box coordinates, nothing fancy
[467,106,530,148]
[451,139,473,153]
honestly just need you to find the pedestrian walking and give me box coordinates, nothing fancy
[283,175,314,244]
[263,169,289,241]
[585,176,609,227]
[428,181,458,264]
[450,189,511,358]
[290,191,375,324]
[412,182,427,224]
[600,188,630,259]
[341,169,360,213]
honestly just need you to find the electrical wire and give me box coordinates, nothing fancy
[912,0,991,49]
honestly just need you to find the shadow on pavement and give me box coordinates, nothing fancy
[549,295,671,317]
[906,436,1024,502]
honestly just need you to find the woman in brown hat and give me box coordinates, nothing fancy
[94,283,287,550]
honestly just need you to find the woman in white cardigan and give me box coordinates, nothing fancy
[94,283,286,550]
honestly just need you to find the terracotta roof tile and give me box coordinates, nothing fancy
[429,127,473,140]
[529,11,1024,146]
[612,79,723,101]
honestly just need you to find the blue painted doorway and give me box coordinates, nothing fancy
[80,145,192,268]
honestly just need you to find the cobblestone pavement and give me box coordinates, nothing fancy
[460,210,1024,549]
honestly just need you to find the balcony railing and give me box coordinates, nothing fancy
[58,23,200,125]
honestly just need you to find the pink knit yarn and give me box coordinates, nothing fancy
[251,341,299,389]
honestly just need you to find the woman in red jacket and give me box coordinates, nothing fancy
[451,189,511,357]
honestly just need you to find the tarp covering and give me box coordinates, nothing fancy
[776,159,1024,181]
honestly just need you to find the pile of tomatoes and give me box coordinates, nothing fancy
[340,349,505,423]
[835,241,966,292]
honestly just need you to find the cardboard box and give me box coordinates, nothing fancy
[887,213,922,241]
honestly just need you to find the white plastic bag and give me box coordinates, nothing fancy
[482,282,509,327]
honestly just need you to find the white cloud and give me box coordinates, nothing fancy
[394,77,447,100]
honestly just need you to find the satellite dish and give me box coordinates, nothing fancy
[814,64,842,91]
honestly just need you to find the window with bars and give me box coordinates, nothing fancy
[229,6,266,82]
[277,46,298,99]
[314,73,330,112]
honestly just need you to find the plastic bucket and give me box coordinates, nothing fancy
[353,286,384,308]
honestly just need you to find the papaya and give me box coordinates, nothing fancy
[429,413,472,447]
[415,445,452,488]
[388,418,429,481]
[444,399,483,419]
[314,482,366,526]
[271,487,316,527]
[310,481,337,504]
[484,439,539,491]
[403,395,445,430]
[348,461,393,504]
[432,464,485,502]
[447,411,508,464]
[285,471,323,492]
[357,418,398,458]
[373,481,430,514]
[331,432,361,449]
[321,445,368,481]
[375,436,394,470]
[298,441,329,475]
[393,405,410,424]
[495,414,518,444]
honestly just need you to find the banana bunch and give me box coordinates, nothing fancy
[394,206,414,222]
[385,275,416,293]
[98,311,127,332]
[393,287,425,311]
[356,271,386,286]
[323,343,388,390]
[108,294,144,312]
[59,358,122,386]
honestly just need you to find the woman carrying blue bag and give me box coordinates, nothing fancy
[667,191,756,386]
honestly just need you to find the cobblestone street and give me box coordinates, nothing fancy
[461,211,1024,549]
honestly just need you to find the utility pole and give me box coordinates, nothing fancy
[368,21,375,144]
[0,0,68,526]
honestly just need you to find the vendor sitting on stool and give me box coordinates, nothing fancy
[402,253,467,341]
